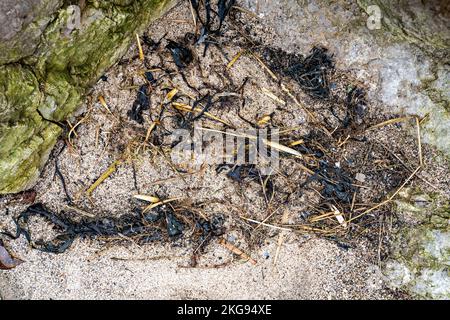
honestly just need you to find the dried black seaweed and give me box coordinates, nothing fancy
[343,87,367,127]
[143,32,166,50]
[309,161,355,204]
[145,71,157,86]
[217,0,236,33]
[189,0,236,55]
[217,164,274,199]
[262,46,334,98]
[1,203,164,253]
[54,144,72,205]
[1,203,225,254]
[128,84,150,124]
[166,40,193,69]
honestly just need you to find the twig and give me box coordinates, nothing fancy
[345,165,421,224]
[227,50,243,69]
[273,209,290,267]
[240,216,292,231]
[86,160,122,196]
[261,87,286,105]
[142,197,182,213]
[136,33,144,61]
[219,238,257,265]
[367,116,411,130]
[416,117,423,167]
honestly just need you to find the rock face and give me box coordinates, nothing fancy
[0,0,174,194]
[357,0,450,158]
[386,189,450,299]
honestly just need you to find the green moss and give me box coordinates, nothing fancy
[0,0,174,194]
[0,65,42,157]
[385,189,450,299]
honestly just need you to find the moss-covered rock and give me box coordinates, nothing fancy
[0,0,174,193]
[0,64,61,192]
[384,188,450,299]
[356,0,450,157]
[0,0,63,64]
[357,0,449,56]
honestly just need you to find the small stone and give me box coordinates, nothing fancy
[355,173,366,182]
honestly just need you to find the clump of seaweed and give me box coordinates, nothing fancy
[2,203,224,254]
[314,161,355,204]
[166,40,193,69]
[262,46,334,98]
[128,84,150,123]
[343,87,367,128]
[217,164,274,200]
[189,0,236,55]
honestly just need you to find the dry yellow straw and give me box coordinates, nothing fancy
[416,117,423,166]
[142,197,182,213]
[227,50,243,69]
[86,160,122,195]
[136,34,144,61]
[367,117,411,130]
[172,103,233,127]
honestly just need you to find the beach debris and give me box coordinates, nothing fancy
[305,160,356,204]
[166,40,193,68]
[128,84,150,124]
[136,33,145,61]
[217,164,274,199]
[262,46,334,98]
[166,212,184,237]
[98,95,114,115]
[0,241,23,270]
[331,205,347,228]
[133,194,161,203]
[261,87,286,106]
[1,202,223,254]
[1,203,161,253]
[355,173,366,183]
[142,197,182,213]
[217,0,236,32]
[256,114,272,126]
[343,87,367,127]
[0,197,224,255]
[227,50,243,69]
[144,71,157,86]
[143,32,166,49]
[0,1,425,263]
[189,0,236,55]
[165,88,179,101]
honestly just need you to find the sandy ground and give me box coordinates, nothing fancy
[0,233,394,299]
[1,0,448,299]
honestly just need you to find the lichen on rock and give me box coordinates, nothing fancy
[357,0,450,56]
[385,188,450,299]
[0,0,63,64]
